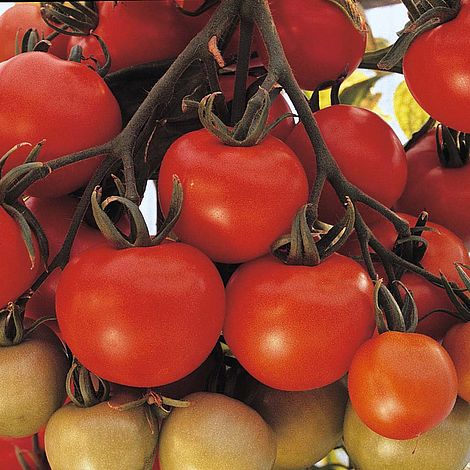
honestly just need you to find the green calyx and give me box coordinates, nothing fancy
[327,0,367,33]
[15,28,51,55]
[436,124,470,168]
[40,2,99,36]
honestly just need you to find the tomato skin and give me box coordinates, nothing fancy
[56,242,225,387]
[443,323,470,403]
[397,132,470,248]
[286,105,407,224]
[259,0,367,90]
[348,331,458,440]
[0,3,68,61]
[0,431,45,470]
[0,52,121,197]
[68,1,207,73]
[343,212,470,340]
[158,129,308,263]
[403,4,470,132]
[224,253,375,391]
[0,206,40,309]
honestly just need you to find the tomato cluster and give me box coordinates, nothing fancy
[1,1,470,470]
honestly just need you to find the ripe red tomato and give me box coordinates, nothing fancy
[0,205,40,309]
[56,241,225,387]
[343,213,470,339]
[0,432,45,470]
[258,0,367,90]
[397,131,470,248]
[0,3,68,62]
[403,4,470,132]
[218,75,295,141]
[348,331,458,440]
[158,129,308,263]
[286,104,407,224]
[68,1,209,73]
[224,254,375,391]
[443,322,470,403]
[0,52,121,197]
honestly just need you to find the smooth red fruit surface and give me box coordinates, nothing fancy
[397,131,470,248]
[68,1,208,72]
[403,4,470,132]
[443,323,470,403]
[286,104,407,224]
[0,52,121,197]
[0,431,45,470]
[348,331,458,440]
[0,205,40,309]
[259,0,367,90]
[158,129,308,263]
[218,75,295,141]
[56,242,225,387]
[224,254,375,391]
[343,212,469,339]
[0,3,68,61]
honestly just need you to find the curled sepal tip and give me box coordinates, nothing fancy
[439,270,470,321]
[0,302,25,347]
[393,280,418,333]
[66,360,110,408]
[40,2,99,36]
[373,280,407,334]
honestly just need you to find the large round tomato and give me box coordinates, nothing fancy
[397,131,470,248]
[0,205,40,309]
[224,253,375,391]
[343,212,470,340]
[348,331,458,440]
[0,52,121,197]
[403,3,470,132]
[67,1,210,73]
[55,241,225,387]
[0,3,68,62]
[158,129,308,263]
[286,104,407,224]
[258,0,367,90]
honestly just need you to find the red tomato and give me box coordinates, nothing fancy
[258,0,367,90]
[343,213,470,339]
[68,1,209,73]
[218,75,295,141]
[397,131,470,248]
[348,331,458,440]
[286,104,407,224]
[158,129,308,263]
[0,205,40,309]
[443,322,470,403]
[403,4,470,132]
[56,241,225,387]
[0,52,121,197]
[224,254,375,391]
[0,3,68,62]
[0,431,45,470]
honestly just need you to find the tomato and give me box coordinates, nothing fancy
[56,241,225,387]
[45,398,158,469]
[0,205,41,309]
[397,131,470,248]
[0,321,69,438]
[0,432,45,470]
[68,1,209,73]
[443,322,470,403]
[158,392,276,470]
[344,398,470,470]
[403,3,470,132]
[158,129,308,263]
[0,3,68,62]
[343,213,469,339]
[218,74,295,141]
[236,375,348,470]
[286,104,407,224]
[224,253,375,391]
[348,331,458,440]
[0,52,121,197]
[258,0,367,90]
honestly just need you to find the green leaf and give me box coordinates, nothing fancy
[339,73,385,107]
[394,81,430,138]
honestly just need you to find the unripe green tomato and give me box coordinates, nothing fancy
[158,392,276,470]
[343,399,470,470]
[45,401,158,470]
[237,376,347,470]
[0,323,68,437]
